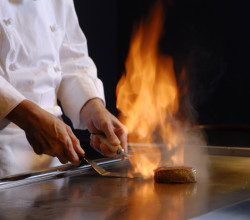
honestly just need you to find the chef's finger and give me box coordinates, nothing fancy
[26,135,43,155]
[103,125,120,146]
[53,138,71,164]
[99,143,118,158]
[115,128,128,153]
[62,136,81,165]
[40,136,57,156]
[28,136,55,156]
[91,134,101,152]
[56,146,69,164]
[63,146,80,165]
[57,152,69,164]
[32,144,43,155]
[90,134,94,147]
[66,126,85,156]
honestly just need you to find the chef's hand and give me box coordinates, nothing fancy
[7,99,84,165]
[80,98,128,157]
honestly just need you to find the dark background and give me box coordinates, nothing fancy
[71,0,250,150]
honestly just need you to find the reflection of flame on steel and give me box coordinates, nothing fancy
[116,1,207,179]
[123,179,197,220]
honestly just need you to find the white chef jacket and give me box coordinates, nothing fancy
[0,0,105,177]
[0,0,105,129]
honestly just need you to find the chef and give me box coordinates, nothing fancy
[0,0,127,177]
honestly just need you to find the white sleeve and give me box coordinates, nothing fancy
[0,76,26,129]
[57,0,105,130]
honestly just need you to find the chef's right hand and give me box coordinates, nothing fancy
[6,99,84,165]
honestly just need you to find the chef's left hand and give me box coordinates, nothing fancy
[80,98,127,157]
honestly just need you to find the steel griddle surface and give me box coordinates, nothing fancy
[0,155,250,219]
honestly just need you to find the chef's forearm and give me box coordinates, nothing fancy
[6,99,43,131]
[7,100,85,165]
[80,98,105,120]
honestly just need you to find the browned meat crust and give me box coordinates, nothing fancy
[154,166,196,184]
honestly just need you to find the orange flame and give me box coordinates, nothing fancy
[116,1,187,178]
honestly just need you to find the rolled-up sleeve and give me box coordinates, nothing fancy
[57,0,105,130]
[0,76,26,129]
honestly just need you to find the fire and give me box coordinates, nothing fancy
[116,1,187,178]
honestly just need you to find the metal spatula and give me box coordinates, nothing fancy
[81,156,138,178]
[80,134,139,178]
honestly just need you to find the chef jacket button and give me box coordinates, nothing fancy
[54,65,61,72]
[3,18,13,26]
[9,63,17,71]
[28,79,35,85]
[50,24,57,32]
